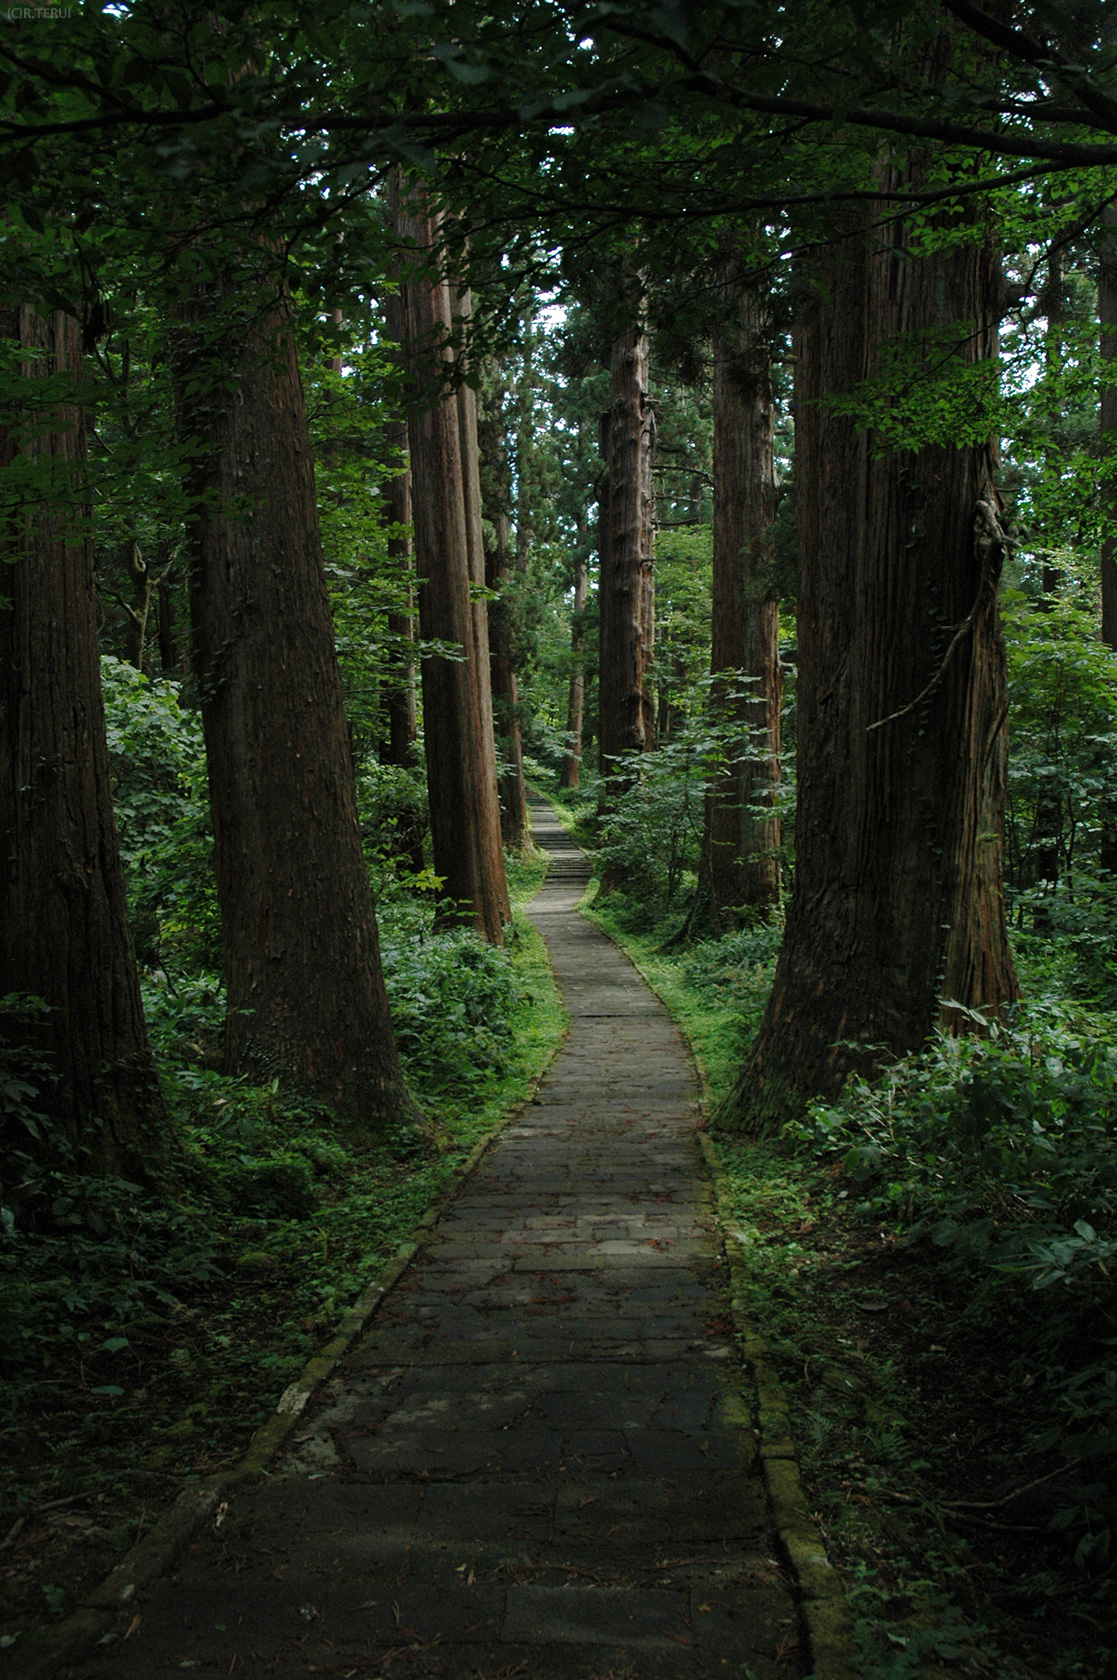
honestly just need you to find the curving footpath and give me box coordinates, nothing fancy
[62,801,806,1680]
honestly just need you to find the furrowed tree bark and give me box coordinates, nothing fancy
[393,187,509,941]
[0,306,168,1176]
[380,416,420,772]
[514,325,535,574]
[456,317,519,871]
[719,192,1018,1135]
[377,410,425,877]
[173,289,419,1131]
[693,279,781,934]
[598,308,655,806]
[378,293,421,779]
[478,373,529,849]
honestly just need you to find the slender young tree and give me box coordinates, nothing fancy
[720,179,1018,1134]
[559,515,590,790]
[114,536,155,670]
[156,560,180,675]
[0,306,168,1175]
[174,283,419,1130]
[392,185,510,940]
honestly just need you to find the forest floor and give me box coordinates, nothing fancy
[7,808,1115,1678]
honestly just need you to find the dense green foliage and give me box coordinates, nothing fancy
[801,1021,1117,1518]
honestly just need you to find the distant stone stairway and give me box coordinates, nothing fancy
[67,799,801,1679]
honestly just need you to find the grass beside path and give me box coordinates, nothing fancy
[0,852,567,1652]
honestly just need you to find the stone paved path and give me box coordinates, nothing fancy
[68,802,801,1679]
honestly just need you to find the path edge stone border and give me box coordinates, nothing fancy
[2,947,570,1680]
[579,893,860,1680]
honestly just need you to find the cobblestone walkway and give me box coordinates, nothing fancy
[69,802,800,1679]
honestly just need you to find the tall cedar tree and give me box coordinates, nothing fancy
[598,308,655,809]
[0,307,168,1175]
[1098,202,1117,876]
[559,518,590,790]
[1101,202,1117,652]
[174,289,419,1129]
[392,187,510,940]
[721,179,1018,1134]
[378,410,426,876]
[478,372,529,849]
[696,274,781,930]
[379,415,421,774]
[453,307,517,873]
[378,296,425,873]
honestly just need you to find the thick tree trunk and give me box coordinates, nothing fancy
[559,527,590,790]
[393,190,510,941]
[478,377,529,849]
[598,314,655,796]
[719,198,1018,1135]
[0,307,168,1175]
[695,284,782,933]
[174,291,418,1130]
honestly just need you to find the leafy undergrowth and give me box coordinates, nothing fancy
[714,1141,1117,1680]
[0,864,564,1648]
[586,867,1117,1679]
